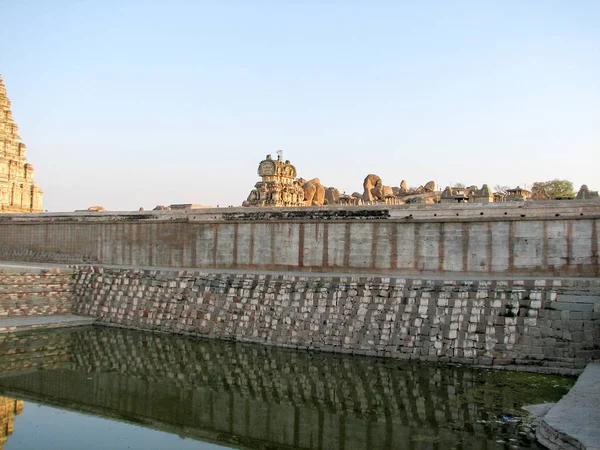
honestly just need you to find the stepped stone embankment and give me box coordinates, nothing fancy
[72,266,600,374]
[0,265,74,318]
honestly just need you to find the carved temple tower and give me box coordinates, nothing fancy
[0,74,43,213]
[243,152,305,207]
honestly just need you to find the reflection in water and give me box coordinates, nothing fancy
[0,327,572,449]
[0,397,23,450]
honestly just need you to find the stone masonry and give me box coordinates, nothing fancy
[0,74,43,213]
[72,266,600,373]
[0,267,74,317]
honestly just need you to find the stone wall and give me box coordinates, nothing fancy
[1,200,599,277]
[0,267,74,317]
[72,266,600,373]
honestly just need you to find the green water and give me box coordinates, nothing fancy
[0,327,574,449]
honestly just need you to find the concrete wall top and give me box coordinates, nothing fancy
[1,199,599,224]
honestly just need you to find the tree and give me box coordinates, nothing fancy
[494,184,510,193]
[531,179,574,200]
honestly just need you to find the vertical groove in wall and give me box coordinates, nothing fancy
[593,219,599,276]
[438,222,445,271]
[119,223,126,265]
[413,223,420,270]
[270,223,276,267]
[249,223,255,266]
[191,224,198,268]
[508,221,515,272]
[132,223,138,265]
[128,223,134,265]
[232,223,239,268]
[148,223,155,266]
[542,221,549,270]
[461,223,469,272]
[322,223,329,268]
[180,222,185,267]
[110,224,116,264]
[487,222,493,273]
[114,223,120,264]
[106,223,112,264]
[298,223,305,268]
[371,223,379,271]
[343,223,351,269]
[212,224,219,267]
[567,221,573,269]
[99,223,104,263]
[125,223,130,265]
[390,223,398,270]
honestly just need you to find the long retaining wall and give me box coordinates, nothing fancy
[1,200,599,277]
[72,266,600,373]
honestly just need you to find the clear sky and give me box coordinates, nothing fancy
[1,0,598,211]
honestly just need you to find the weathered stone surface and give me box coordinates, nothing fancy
[72,266,600,372]
[243,153,305,207]
[1,201,599,277]
[424,181,436,192]
[0,267,74,317]
[363,174,391,201]
[325,186,340,205]
[302,178,326,206]
[576,185,599,200]
[536,363,600,450]
[0,74,43,213]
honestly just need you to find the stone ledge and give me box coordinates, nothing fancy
[536,363,600,450]
[0,315,96,334]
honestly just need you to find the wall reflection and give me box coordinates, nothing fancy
[0,327,561,449]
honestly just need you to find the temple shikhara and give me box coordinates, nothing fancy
[0,74,43,213]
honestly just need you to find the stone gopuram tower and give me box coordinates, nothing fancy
[0,74,43,213]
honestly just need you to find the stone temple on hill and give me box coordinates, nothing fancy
[0,74,43,213]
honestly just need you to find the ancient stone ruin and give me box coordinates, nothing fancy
[242,153,597,207]
[576,185,599,200]
[0,74,43,213]
[243,152,306,207]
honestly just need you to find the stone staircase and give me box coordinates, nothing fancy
[0,267,75,317]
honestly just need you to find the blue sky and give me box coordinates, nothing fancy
[1,0,598,211]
